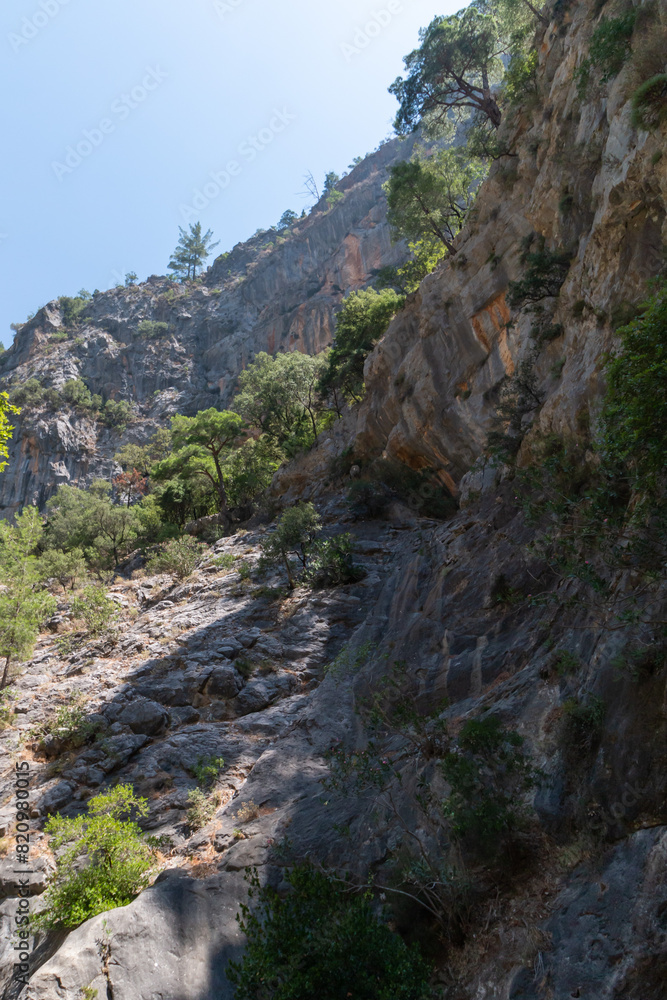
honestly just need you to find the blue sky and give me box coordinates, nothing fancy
[0,0,463,348]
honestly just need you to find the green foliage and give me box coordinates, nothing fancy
[561,695,606,753]
[441,715,540,851]
[630,74,667,131]
[125,272,138,286]
[38,547,86,593]
[277,209,298,230]
[102,399,134,430]
[221,437,281,513]
[228,866,432,1000]
[58,294,89,328]
[385,148,486,254]
[323,171,340,194]
[326,189,345,210]
[168,221,219,281]
[45,481,143,568]
[589,8,636,82]
[507,235,571,309]
[137,320,171,339]
[8,377,56,410]
[0,507,57,688]
[33,696,103,752]
[306,534,365,588]
[233,351,329,454]
[377,238,448,295]
[601,279,667,488]
[389,5,505,135]
[503,48,538,104]
[259,503,322,588]
[0,391,20,471]
[146,536,203,579]
[115,428,172,474]
[40,785,154,929]
[70,585,120,638]
[61,379,98,412]
[192,755,225,788]
[186,788,220,829]
[318,289,404,403]
[152,409,245,517]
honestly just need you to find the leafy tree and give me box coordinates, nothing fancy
[221,437,282,513]
[385,148,486,254]
[38,547,86,594]
[376,238,448,295]
[61,379,98,411]
[259,503,322,588]
[70,585,120,638]
[389,5,506,136]
[153,476,217,528]
[44,481,141,568]
[58,293,89,328]
[115,428,172,475]
[277,210,298,230]
[324,171,341,194]
[318,289,405,403]
[233,351,329,452]
[0,392,20,472]
[152,409,244,519]
[168,222,220,281]
[228,866,431,1000]
[125,271,138,286]
[102,398,134,430]
[40,785,155,929]
[0,508,57,688]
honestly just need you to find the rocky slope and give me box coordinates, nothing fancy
[0,134,417,516]
[0,0,666,998]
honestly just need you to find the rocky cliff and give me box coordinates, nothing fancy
[1,1,667,998]
[0,134,417,516]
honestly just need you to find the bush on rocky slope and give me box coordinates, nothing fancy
[228,866,432,1000]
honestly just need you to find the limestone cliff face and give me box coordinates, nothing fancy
[346,0,667,492]
[0,135,417,515]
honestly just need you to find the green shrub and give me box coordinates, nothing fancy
[102,399,134,429]
[61,379,97,411]
[33,697,103,752]
[40,785,154,929]
[441,715,540,852]
[347,479,394,519]
[592,9,636,80]
[146,536,203,579]
[602,279,667,485]
[70,585,120,638]
[507,236,571,309]
[228,866,432,1000]
[259,503,322,588]
[192,755,225,788]
[58,294,89,328]
[9,378,47,409]
[630,74,667,131]
[137,320,171,338]
[503,49,538,105]
[306,534,365,587]
[186,787,220,829]
[561,695,606,752]
[39,547,86,593]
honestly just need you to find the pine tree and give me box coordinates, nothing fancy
[168,222,220,281]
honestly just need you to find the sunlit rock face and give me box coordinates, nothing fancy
[0,135,418,516]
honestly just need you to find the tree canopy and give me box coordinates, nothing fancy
[318,288,405,403]
[385,148,486,254]
[233,351,329,453]
[152,409,244,519]
[0,507,56,688]
[389,3,507,136]
[168,222,220,281]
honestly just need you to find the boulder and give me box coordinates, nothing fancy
[118,700,170,736]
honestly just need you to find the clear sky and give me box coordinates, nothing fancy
[0,0,463,348]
